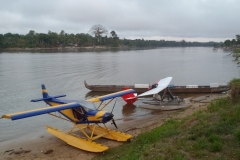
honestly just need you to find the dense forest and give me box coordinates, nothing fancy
[0,25,221,49]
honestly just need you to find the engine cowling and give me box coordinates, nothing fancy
[122,88,137,105]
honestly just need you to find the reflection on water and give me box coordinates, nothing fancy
[0,47,239,143]
[122,104,137,116]
[85,91,110,99]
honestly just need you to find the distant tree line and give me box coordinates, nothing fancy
[223,35,240,47]
[0,25,220,49]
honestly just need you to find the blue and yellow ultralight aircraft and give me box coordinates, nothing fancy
[1,84,135,153]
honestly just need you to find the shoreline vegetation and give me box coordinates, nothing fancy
[0,22,238,50]
[222,34,240,62]
[0,45,130,51]
[0,29,220,50]
[0,46,215,52]
[0,45,238,51]
[231,48,240,65]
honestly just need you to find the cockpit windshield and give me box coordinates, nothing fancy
[79,100,96,112]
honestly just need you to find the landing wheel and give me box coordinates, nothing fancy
[127,139,132,142]
[102,152,106,156]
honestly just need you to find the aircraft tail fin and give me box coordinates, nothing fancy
[31,84,66,102]
[42,84,49,98]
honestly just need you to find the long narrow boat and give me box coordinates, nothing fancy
[84,81,230,94]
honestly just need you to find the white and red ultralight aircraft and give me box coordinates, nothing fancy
[122,77,173,105]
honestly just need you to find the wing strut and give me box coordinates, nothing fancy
[98,98,114,110]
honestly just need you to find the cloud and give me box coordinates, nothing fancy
[0,0,239,42]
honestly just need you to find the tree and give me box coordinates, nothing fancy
[181,40,186,46]
[59,30,65,46]
[48,30,58,47]
[110,30,117,38]
[236,35,240,45]
[224,39,231,47]
[232,39,236,46]
[109,30,119,47]
[89,24,108,43]
[26,30,36,47]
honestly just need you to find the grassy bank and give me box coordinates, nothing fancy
[94,93,240,159]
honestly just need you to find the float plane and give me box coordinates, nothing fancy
[1,84,135,153]
[122,77,182,105]
[139,77,182,105]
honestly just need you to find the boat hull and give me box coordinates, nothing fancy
[84,81,229,94]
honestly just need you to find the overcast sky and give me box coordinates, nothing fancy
[0,0,239,42]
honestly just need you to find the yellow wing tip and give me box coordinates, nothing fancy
[1,115,12,119]
[86,97,100,102]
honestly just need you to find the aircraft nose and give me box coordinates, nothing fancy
[103,112,114,122]
[107,113,114,118]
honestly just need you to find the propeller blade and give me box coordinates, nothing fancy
[112,118,118,129]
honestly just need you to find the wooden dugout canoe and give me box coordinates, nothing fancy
[84,80,230,94]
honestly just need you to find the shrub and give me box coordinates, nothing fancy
[234,129,240,142]
[210,141,223,152]
[229,78,240,104]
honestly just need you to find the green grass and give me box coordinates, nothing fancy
[93,95,240,160]
[94,119,180,160]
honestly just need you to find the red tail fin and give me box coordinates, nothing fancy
[122,88,137,105]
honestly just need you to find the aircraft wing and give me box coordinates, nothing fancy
[138,77,172,97]
[1,102,80,120]
[86,89,136,102]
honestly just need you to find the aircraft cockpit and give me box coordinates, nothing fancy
[72,100,97,121]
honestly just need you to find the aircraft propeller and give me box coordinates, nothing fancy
[111,118,118,129]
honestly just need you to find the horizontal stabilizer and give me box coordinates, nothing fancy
[31,94,66,102]
[2,102,80,120]
[87,89,136,102]
[138,77,172,97]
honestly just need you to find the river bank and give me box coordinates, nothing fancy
[0,45,218,52]
[0,93,227,160]
[0,45,130,52]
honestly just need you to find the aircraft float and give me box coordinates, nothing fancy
[1,85,136,153]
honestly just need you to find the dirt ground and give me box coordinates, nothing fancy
[0,94,227,160]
